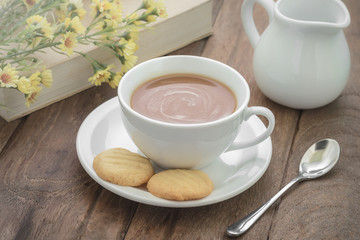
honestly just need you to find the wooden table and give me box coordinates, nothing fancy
[1,0,359,239]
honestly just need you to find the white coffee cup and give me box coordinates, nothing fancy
[118,55,275,169]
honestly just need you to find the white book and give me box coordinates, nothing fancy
[0,0,213,121]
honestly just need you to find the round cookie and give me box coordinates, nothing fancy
[147,169,214,201]
[93,148,154,186]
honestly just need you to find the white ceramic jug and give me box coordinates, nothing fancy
[242,0,351,109]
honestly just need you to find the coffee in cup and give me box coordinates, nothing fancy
[131,73,237,124]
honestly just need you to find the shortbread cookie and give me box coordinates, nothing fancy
[147,169,214,201]
[93,148,154,186]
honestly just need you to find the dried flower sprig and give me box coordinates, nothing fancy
[0,0,167,107]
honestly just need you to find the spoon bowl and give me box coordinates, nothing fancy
[226,139,340,237]
[299,139,340,179]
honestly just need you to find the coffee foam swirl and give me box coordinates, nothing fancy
[131,75,236,124]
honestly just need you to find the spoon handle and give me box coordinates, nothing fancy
[226,176,302,237]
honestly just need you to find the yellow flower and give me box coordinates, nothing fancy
[29,72,42,91]
[121,55,138,73]
[77,8,87,20]
[144,0,167,18]
[124,27,139,41]
[65,16,85,34]
[106,9,122,25]
[17,77,32,94]
[95,19,116,31]
[25,91,40,107]
[18,72,42,106]
[59,32,78,56]
[127,12,137,20]
[105,1,122,23]
[126,12,142,25]
[17,73,41,95]
[91,0,112,16]
[108,72,122,88]
[0,64,19,88]
[68,0,86,19]
[56,0,87,20]
[40,68,53,88]
[111,0,122,7]
[118,38,138,57]
[146,15,157,22]
[26,15,53,39]
[88,64,114,86]
[23,0,39,10]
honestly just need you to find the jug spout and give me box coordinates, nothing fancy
[275,0,350,30]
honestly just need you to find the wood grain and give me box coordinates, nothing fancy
[0,118,21,152]
[0,86,118,239]
[0,0,359,239]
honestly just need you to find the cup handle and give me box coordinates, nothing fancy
[241,0,275,48]
[226,106,275,151]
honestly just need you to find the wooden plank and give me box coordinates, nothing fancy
[124,0,301,239]
[0,118,21,152]
[0,85,136,239]
[269,0,360,238]
[80,190,138,240]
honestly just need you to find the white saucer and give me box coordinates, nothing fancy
[76,97,272,208]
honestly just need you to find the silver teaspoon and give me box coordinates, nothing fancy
[226,138,340,237]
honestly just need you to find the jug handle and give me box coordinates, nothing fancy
[241,0,275,48]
